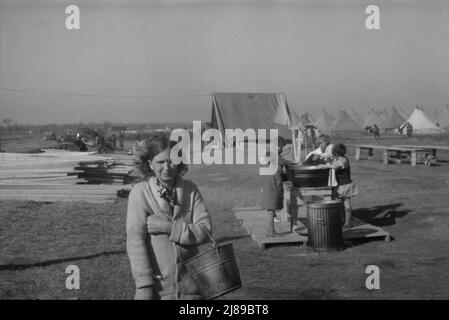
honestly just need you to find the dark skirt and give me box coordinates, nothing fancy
[260,170,284,211]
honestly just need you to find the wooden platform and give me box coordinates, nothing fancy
[233,207,391,249]
[233,207,308,249]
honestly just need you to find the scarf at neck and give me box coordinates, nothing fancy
[156,178,176,208]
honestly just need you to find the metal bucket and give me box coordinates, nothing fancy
[287,165,330,188]
[307,200,343,252]
[183,242,242,300]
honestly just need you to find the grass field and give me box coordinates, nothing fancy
[1,133,449,299]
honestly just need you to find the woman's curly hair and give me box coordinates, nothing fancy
[134,133,188,180]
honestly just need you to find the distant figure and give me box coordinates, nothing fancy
[424,154,436,166]
[134,135,145,154]
[305,123,320,150]
[75,136,88,151]
[97,135,106,154]
[111,134,117,150]
[119,131,125,151]
[372,124,380,140]
[406,122,413,137]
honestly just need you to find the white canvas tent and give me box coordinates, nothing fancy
[362,109,383,128]
[397,106,412,119]
[400,107,442,134]
[378,106,406,131]
[430,107,440,125]
[438,105,449,129]
[349,109,364,127]
[211,92,293,146]
[315,109,335,132]
[329,108,364,134]
[302,110,317,126]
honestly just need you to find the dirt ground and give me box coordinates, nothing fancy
[1,132,448,299]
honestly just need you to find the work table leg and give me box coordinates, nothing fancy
[410,151,417,166]
[355,147,361,161]
[383,150,388,165]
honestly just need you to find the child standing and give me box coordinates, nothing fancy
[260,137,290,236]
[320,143,358,229]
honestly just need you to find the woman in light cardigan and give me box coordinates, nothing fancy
[126,134,212,300]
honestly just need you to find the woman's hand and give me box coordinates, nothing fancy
[147,215,173,235]
[134,286,154,300]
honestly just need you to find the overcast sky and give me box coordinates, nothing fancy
[1,0,449,125]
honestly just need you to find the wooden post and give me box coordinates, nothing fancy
[383,149,388,165]
[410,150,417,166]
[291,129,297,163]
[303,129,309,158]
[355,147,361,161]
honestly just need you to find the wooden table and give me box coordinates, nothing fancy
[392,145,449,160]
[352,144,430,166]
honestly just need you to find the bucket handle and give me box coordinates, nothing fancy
[199,224,222,263]
[201,225,217,248]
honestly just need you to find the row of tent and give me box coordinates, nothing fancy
[210,92,449,140]
[311,105,448,134]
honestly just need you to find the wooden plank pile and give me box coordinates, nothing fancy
[0,184,128,203]
[0,150,136,203]
[68,159,137,185]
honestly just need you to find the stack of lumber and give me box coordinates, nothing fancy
[69,159,137,185]
[0,150,135,203]
[0,184,130,203]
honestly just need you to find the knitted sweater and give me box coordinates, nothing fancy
[126,176,212,299]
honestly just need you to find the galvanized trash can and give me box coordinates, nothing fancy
[183,239,242,300]
[307,200,343,252]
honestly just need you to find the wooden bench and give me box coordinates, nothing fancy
[392,145,449,160]
[352,144,430,166]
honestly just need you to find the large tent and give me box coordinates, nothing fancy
[430,107,440,125]
[315,109,335,132]
[329,108,364,134]
[378,106,405,131]
[211,92,293,144]
[302,110,317,126]
[397,106,413,119]
[349,109,364,127]
[438,105,449,129]
[362,109,383,128]
[401,107,442,134]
